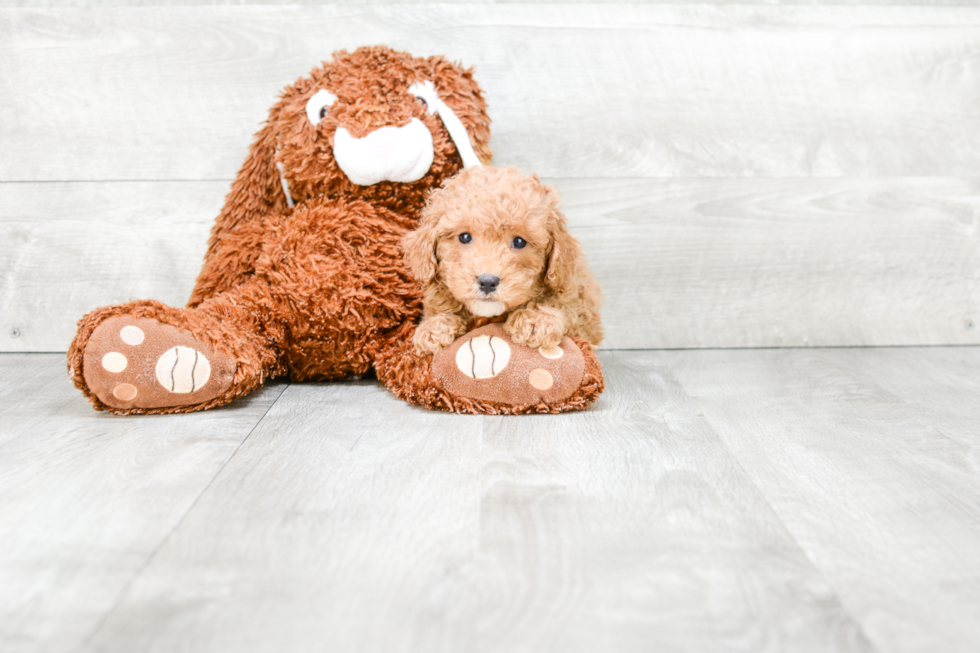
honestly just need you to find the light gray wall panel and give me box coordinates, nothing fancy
[567,177,980,348]
[3,4,977,352]
[1,182,219,352]
[4,177,977,352]
[2,5,980,180]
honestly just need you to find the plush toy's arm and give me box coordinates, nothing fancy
[188,121,288,307]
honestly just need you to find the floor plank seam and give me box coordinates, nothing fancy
[682,392,885,653]
[5,344,980,358]
[599,344,980,353]
[74,382,290,652]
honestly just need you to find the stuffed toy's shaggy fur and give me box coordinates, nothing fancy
[67,46,604,415]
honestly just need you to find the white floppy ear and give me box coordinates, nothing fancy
[408,81,483,169]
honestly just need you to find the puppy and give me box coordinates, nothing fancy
[403,166,603,355]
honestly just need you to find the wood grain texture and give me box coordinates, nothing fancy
[664,346,980,653]
[3,5,980,180]
[0,181,220,352]
[3,177,977,352]
[4,349,980,651]
[474,352,874,652]
[850,347,980,452]
[569,177,980,349]
[0,354,284,653]
[82,380,486,653]
[78,356,874,653]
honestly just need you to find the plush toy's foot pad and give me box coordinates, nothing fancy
[82,316,235,410]
[432,323,585,406]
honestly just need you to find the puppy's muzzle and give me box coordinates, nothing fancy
[477,275,500,296]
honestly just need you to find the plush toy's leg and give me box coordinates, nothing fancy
[374,323,604,415]
[68,280,283,414]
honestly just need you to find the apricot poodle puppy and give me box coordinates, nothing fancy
[403,166,603,355]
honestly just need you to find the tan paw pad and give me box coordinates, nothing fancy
[528,368,554,390]
[455,335,510,379]
[112,383,138,401]
[101,352,128,373]
[119,325,145,345]
[538,346,564,360]
[155,346,211,393]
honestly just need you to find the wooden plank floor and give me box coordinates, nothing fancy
[2,348,979,652]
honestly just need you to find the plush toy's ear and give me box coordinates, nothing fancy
[188,119,288,306]
[427,56,493,166]
[402,217,440,285]
[541,180,582,294]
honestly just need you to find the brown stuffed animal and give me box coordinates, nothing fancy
[67,46,604,415]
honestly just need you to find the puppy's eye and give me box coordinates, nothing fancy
[512,236,527,249]
[305,89,338,125]
[458,233,472,244]
[415,95,428,110]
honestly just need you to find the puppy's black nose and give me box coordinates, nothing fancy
[477,275,500,295]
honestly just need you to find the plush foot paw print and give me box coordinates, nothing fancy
[431,323,586,406]
[81,316,235,410]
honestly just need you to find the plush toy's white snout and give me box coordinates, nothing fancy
[332,80,483,187]
[334,119,435,186]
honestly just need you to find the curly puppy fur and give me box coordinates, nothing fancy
[403,166,603,355]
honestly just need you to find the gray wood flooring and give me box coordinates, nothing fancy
[2,348,979,652]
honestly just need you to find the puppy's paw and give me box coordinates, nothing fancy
[414,314,466,355]
[505,306,566,349]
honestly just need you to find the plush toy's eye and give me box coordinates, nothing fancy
[305,89,338,125]
[458,233,472,244]
[512,236,527,249]
[409,84,435,115]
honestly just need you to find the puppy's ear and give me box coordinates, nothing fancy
[544,208,583,294]
[403,217,440,285]
[534,176,582,294]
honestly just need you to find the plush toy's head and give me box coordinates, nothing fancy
[266,46,492,210]
[189,45,493,305]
